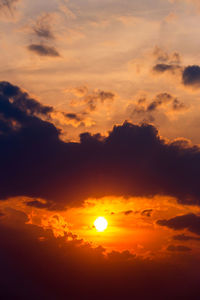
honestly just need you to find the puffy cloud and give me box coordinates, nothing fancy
[182,65,200,88]
[67,87,115,111]
[1,82,200,209]
[130,92,188,123]
[152,48,200,89]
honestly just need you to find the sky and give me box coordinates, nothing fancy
[1,0,200,299]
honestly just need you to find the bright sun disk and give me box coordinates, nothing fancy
[94,217,108,232]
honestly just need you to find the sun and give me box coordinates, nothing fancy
[94,217,108,232]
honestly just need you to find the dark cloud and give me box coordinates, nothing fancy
[28,44,60,57]
[152,48,182,75]
[84,90,115,111]
[173,234,200,242]
[167,244,192,252]
[65,113,82,122]
[157,214,200,235]
[1,82,200,209]
[131,93,187,122]
[152,51,200,89]
[124,210,133,216]
[25,199,52,209]
[141,209,153,217]
[182,65,200,87]
[0,209,199,300]
[147,93,173,112]
[153,63,181,74]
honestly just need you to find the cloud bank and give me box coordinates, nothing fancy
[1,82,200,209]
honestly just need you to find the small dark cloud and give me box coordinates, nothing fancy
[83,90,115,112]
[157,214,200,235]
[141,209,153,217]
[28,44,60,57]
[124,210,133,216]
[182,65,200,87]
[152,48,182,75]
[131,93,186,122]
[65,113,82,122]
[153,64,181,74]
[173,234,200,242]
[147,93,173,112]
[26,199,51,209]
[167,244,192,252]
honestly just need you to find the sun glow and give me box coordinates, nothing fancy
[94,217,108,232]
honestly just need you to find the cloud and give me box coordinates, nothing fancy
[1,82,200,208]
[67,87,116,112]
[0,0,19,16]
[152,47,182,75]
[0,208,199,300]
[167,244,192,252]
[124,210,133,216]
[32,13,55,40]
[141,209,153,217]
[130,93,188,123]
[173,234,200,241]
[152,48,200,90]
[153,63,181,74]
[157,214,200,235]
[182,65,200,88]
[147,93,174,111]
[27,44,60,57]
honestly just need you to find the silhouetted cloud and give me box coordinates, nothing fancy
[173,234,200,241]
[153,64,181,74]
[0,209,199,300]
[167,244,192,252]
[152,47,182,75]
[147,93,174,111]
[124,210,133,216]
[152,49,200,89]
[131,93,187,123]
[182,65,200,87]
[157,214,200,235]
[28,44,60,57]
[1,82,200,209]
[141,209,153,217]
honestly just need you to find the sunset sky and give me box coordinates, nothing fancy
[1,0,200,299]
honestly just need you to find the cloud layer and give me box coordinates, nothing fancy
[1,82,200,209]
